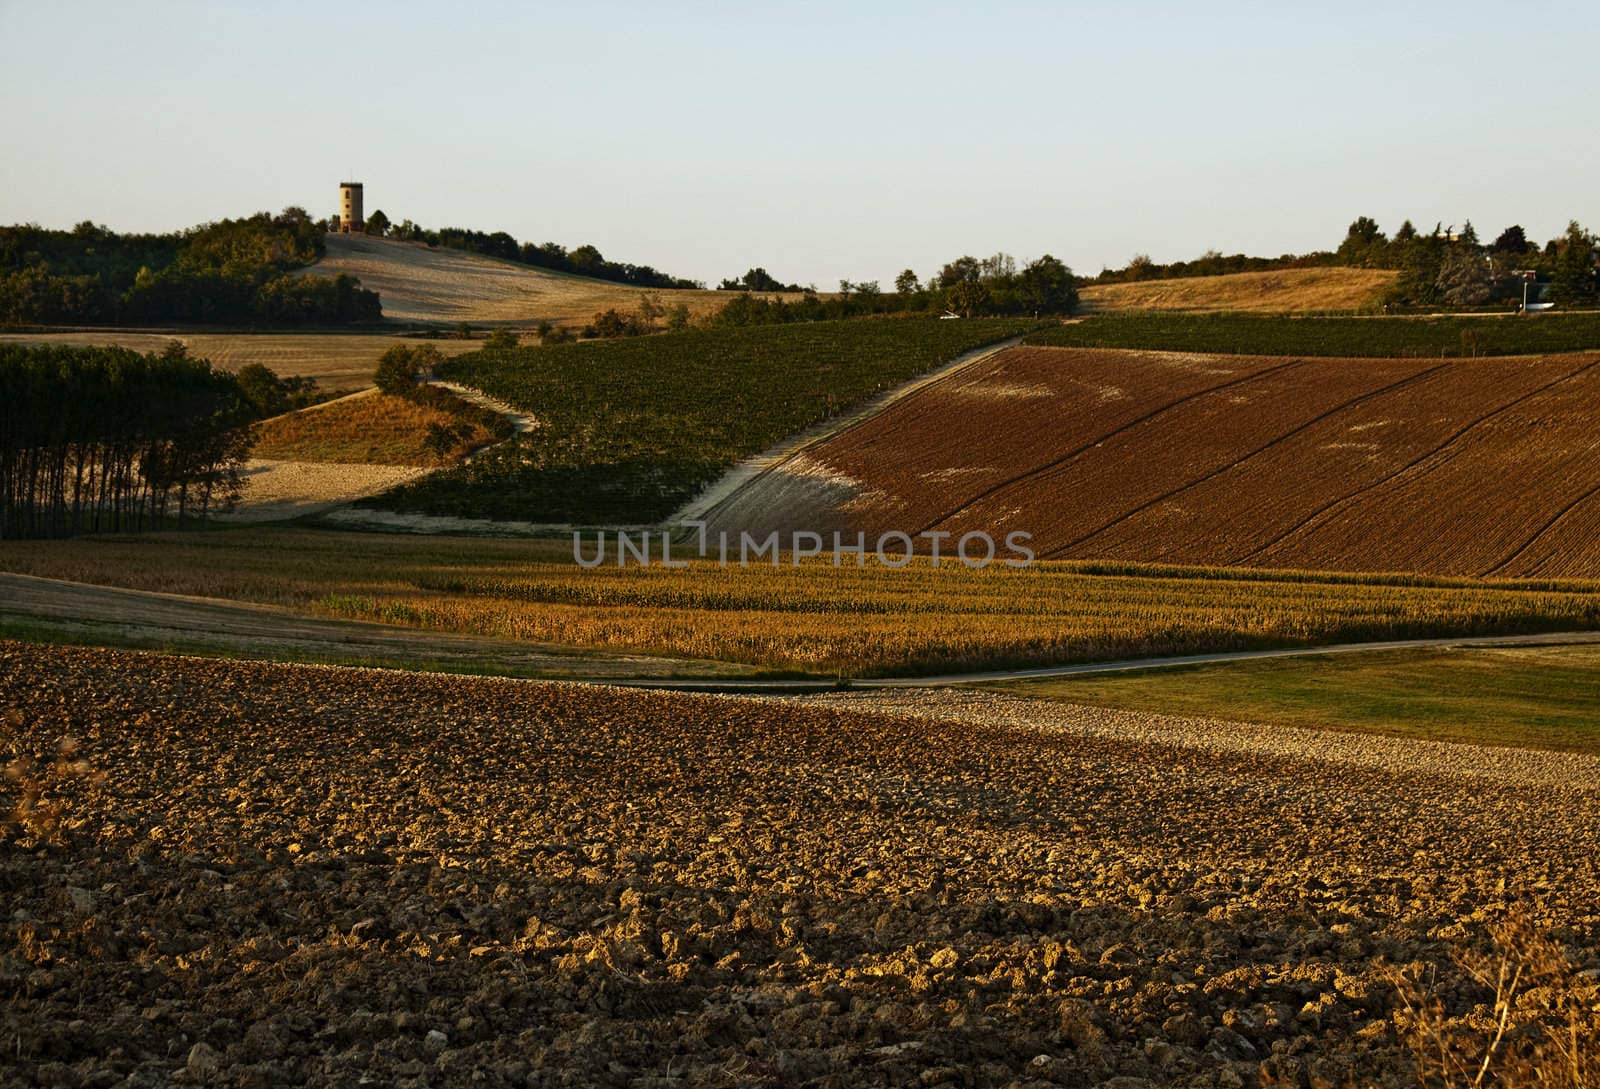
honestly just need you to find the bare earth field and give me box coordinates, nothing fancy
[301,235,744,327]
[707,345,1600,578]
[217,459,433,523]
[0,330,480,391]
[2,641,1597,1087]
[1080,268,1397,314]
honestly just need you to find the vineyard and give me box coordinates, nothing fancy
[1027,311,1600,356]
[370,318,1039,524]
[708,345,1600,579]
[3,527,1598,676]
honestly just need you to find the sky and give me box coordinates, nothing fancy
[2,0,1597,287]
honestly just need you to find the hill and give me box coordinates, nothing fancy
[703,344,1600,578]
[1080,266,1395,313]
[0,330,478,391]
[367,319,1040,524]
[302,234,738,327]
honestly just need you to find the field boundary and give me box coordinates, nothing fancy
[609,629,1600,691]
[675,333,1031,525]
[4,571,1597,690]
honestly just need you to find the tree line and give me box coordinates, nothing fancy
[708,254,1079,327]
[1335,217,1598,308]
[0,210,381,327]
[1090,216,1599,309]
[351,212,702,291]
[0,344,256,538]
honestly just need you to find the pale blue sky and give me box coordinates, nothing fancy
[2,1,1596,286]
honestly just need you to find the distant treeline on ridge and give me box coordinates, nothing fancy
[358,210,703,291]
[0,210,381,327]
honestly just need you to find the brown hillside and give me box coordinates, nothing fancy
[303,234,741,326]
[1082,267,1395,313]
[705,345,1600,578]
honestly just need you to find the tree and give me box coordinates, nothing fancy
[978,253,1016,280]
[894,269,920,294]
[1549,221,1598,306]
[483,329,519,352]
[568,245,605,276]
[944,279,992,317]
[1458,220,1480,247]
[1492,225,1530,254]
[1123,254,1157,281]
[1337,216,1388,267]
[666,304,691,331]
[374,344,442,394]
[1394,220,1418,243]
[935,256,981,288]
[1435,245,1493,307]
[1017,255,1078,314]
[364,209,390,238]
[235,362,289,417]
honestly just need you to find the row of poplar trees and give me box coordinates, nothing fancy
[0,343,254,539]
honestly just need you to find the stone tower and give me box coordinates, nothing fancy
[339,182,364,233]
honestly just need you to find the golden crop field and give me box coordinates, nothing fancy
[252,391,499,466]
[1080,266,1396,313]
[2,527,1596,676]
[0,330,480,391]
[301,234,755,327]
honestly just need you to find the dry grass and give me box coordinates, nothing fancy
[1394,912,1600,1088]
[0,330,480,391]
[1081,266,1397,313]
[252,391,496,465]
[301,234,747,327]
[2,527,1597,677]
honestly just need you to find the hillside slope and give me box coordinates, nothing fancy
[1081,266,1395,313]
[703,345,1600,578]
[302,234,737,326]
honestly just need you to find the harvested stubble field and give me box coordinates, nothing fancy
[0,330,480,391]
[1079,267,1396,314]
[3,642,1599,1087]
[252,391,501,466]
[708,345,1600,579]
[2,528,1599,676]
[301,234,742,327]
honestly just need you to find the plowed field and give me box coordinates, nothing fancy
[3,642,1598,1086]
[707,346,1600,578]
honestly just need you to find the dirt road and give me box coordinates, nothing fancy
[0,572,745,679]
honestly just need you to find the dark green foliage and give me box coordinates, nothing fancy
[373,344,440,395]
[719,268,804,292]
[370,318,1042,523]
[234,362,324,419]
[1435,246,1494,307]
[1550,222,1599,307]
[0,210,380,326]
[413,227,701,289]
[1026,312,1600,357]
[710,254,1077,326]
[1493,225,1531,254]
[374,345,511,443]
[0,343,254,537]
